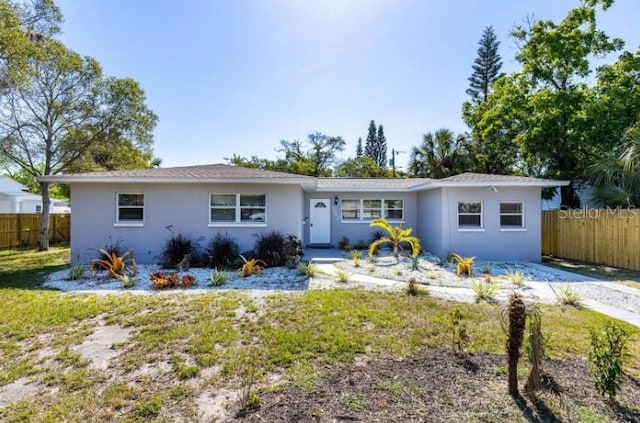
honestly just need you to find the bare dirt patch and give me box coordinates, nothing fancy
[73,324,131,370]
[0,378,40,408]
[198,388,240,422]
[241,349,640,423]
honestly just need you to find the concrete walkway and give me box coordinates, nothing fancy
[311,259,640,328]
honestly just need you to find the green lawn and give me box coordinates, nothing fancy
[1,249,639,421]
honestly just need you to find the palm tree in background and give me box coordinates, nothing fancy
[408,129,472,178]
[591,125,640,207]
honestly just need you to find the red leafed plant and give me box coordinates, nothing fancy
[150,272,195,289]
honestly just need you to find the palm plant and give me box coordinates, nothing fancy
[367,219,421,258]
[590,125,640,207]
[408,129,473,178]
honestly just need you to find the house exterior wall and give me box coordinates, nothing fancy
[70,183,304,264]
[302,191,419,248]
[417,189,443,254]
[436,186,542,261]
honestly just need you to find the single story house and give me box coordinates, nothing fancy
[0,176,70,214]
[40,164,568,264]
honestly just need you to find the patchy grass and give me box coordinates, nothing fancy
[0,247,70,289]
[0,249,639,421]
[543,256,640,289]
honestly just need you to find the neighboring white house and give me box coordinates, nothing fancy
[0,175,70,214]
[39,164,568,264]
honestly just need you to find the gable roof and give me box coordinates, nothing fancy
[39,163,315,187]
[0,175,29,195]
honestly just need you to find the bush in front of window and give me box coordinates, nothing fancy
[207,233,240,270]
[160,227,196,269]
[283,234,304,269]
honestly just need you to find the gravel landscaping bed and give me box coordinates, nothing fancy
[550,281,640,314]
[44,265,309,292]
[333,252,580,288]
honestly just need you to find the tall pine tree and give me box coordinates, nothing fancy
[466,26,502,104]
[377,125,387,169]
[356,137,363,158]
[364,120,377,160]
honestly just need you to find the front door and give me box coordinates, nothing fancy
[309,198,331,244]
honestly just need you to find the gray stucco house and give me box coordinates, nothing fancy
[41,164,568,264]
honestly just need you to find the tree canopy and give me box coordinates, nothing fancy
[408,129,473,178]
[0,1,158,249]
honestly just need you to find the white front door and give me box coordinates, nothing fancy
[309,198,331,244]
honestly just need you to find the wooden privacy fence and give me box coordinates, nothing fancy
[542,209,640,270]
[0,214,70,249]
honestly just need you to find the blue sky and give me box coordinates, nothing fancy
[56,0,640,170]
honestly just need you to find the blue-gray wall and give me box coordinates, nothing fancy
[435,186,542,261]
[302,191,419,248]
[417,189,443,254]
[70,183,304,264]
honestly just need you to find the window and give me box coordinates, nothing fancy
[341,199,403,221]
[458,201,482,228]
[117,193,144,222]
[500,202,524,228]
[35,205,42,213]
[210,194,266,224]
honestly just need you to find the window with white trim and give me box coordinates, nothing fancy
[500,202,524,228]
[210,194,266,224]
[458,201,482,228]
[341,199,403,221]
[117,193,144,222]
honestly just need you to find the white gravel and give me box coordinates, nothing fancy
[43,254,640,326]
[44,265,309,292]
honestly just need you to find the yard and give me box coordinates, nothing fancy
[1,248,639,422]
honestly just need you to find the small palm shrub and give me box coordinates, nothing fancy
[335,269,350,283]
[298,261,318,277]
[504,292,527,397]
[91,249,137,278]
[368,218,421,258]
[589,322,630,400]
[209,269,229,286]
[207,233,240,269]
[451,253,475,276]
[449,308,470,356]
[254,231,286,267]
[239,255,266,277]
[160,228,195,269]
[352,240,369,250]
[557,285,582,308]
[470,279,499,303]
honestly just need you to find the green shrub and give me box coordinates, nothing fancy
[351,250,361,267]
[67,263,85,280]
[207,233,240,269]
[557,285,582,308]
[338,236,350,251]
[209,269,229,286]
[480,264,492,274]
[298,262,318,277]
[508,270,526,287]
[134,395,163,418]
[449,308,469,355]
[335,269,350,283]
[283,234,304,268]
[254,231,286,267]
[116,273,136,289]
[589,322,630,399]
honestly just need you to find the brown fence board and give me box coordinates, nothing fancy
[542,209,640,270]
[0,214,70,249]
